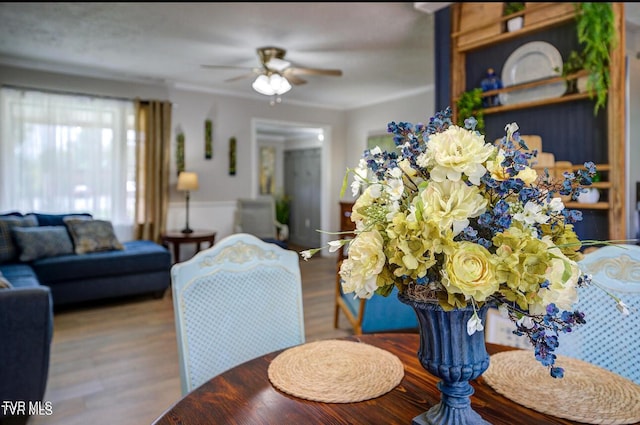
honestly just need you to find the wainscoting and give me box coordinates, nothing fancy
[166,200,236,260]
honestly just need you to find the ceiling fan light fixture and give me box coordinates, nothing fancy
[252,73,292,96]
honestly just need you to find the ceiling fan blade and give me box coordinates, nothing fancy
[285,74,307,85]
[201,64,256,71]
[287,67,343,77]
[225,71,260,83]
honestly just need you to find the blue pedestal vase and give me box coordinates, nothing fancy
[398,293,491,425]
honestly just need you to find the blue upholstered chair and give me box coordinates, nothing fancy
[335,285,419,334]
[171,233,305,395]
[334,241,418,334]
[554,245,640,384]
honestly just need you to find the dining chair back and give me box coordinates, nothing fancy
[171,233,305,395]
[555,245,640,384]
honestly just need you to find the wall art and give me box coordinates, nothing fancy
[367,133,396,153]
[259,146,276,195]
[205,119,213,159]
[229,137,237,176]
[176,132,185,176]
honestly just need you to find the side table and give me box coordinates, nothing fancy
[161,230,216,263]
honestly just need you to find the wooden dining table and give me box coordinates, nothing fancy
[152,333,587,425]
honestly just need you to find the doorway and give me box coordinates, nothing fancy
[285,148,321,247]
[252,119,328,249]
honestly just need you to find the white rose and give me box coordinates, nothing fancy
[339,230,386,299]
[420,180,487,236]
[425,125,495,185]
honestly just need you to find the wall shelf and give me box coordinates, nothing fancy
[565,202,609,210]
[483,93,592,115]
[453,7,576,53]
[450,2,626,240]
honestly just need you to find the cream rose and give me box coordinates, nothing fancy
[424,125,495,185]
[441,242,498,301]
[339,230,386,299]
[420,179,487,236]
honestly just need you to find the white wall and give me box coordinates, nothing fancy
[342,87,436,202]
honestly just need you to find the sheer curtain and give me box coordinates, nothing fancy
[0,87,136,238]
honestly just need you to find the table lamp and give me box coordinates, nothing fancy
[177,171,199,234]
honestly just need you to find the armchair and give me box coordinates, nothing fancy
[334,201,418,334]
[234,197,288,248]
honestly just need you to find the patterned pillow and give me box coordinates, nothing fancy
[65,219,124,254]
[12,226,75,262]
[0,215,39,263]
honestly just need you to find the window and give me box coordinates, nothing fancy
[0,87,135,227]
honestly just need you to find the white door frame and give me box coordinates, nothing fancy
[250,117,332,249]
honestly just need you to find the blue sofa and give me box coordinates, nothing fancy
[0,265,52,425]
[0,212,171,424]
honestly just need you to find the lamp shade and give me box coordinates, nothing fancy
[177,171,199,191]
[252,73,292,96]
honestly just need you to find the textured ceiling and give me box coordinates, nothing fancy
[1,3,638,112]
[0,2,436,110]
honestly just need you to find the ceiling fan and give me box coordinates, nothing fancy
[201,46,343,96]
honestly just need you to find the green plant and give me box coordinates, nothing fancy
[274,193,291,225]
[574,2,617,115]
[503,2,525,16]
[455,88,484,133]
[561,50,585,76]
[556,50,585,93]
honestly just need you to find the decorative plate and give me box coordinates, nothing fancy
[499,41,567,105]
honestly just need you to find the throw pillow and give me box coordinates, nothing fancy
[28,212,93,227]
[0,215,39,263]
[12,226,75,262]
[65,219,124,254]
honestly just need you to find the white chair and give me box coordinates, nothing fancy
[234,197,289,247]
[171,233,305,395]
[554,245,640,384]
[484,307,532,350]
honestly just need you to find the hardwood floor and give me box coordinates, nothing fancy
[29,248,353,425]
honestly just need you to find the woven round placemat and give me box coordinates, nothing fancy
[483,350,640,424]
[267,339,404,403]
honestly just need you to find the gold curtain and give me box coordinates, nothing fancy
[134,99,172,243]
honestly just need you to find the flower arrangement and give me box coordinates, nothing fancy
[302,108,630,378]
